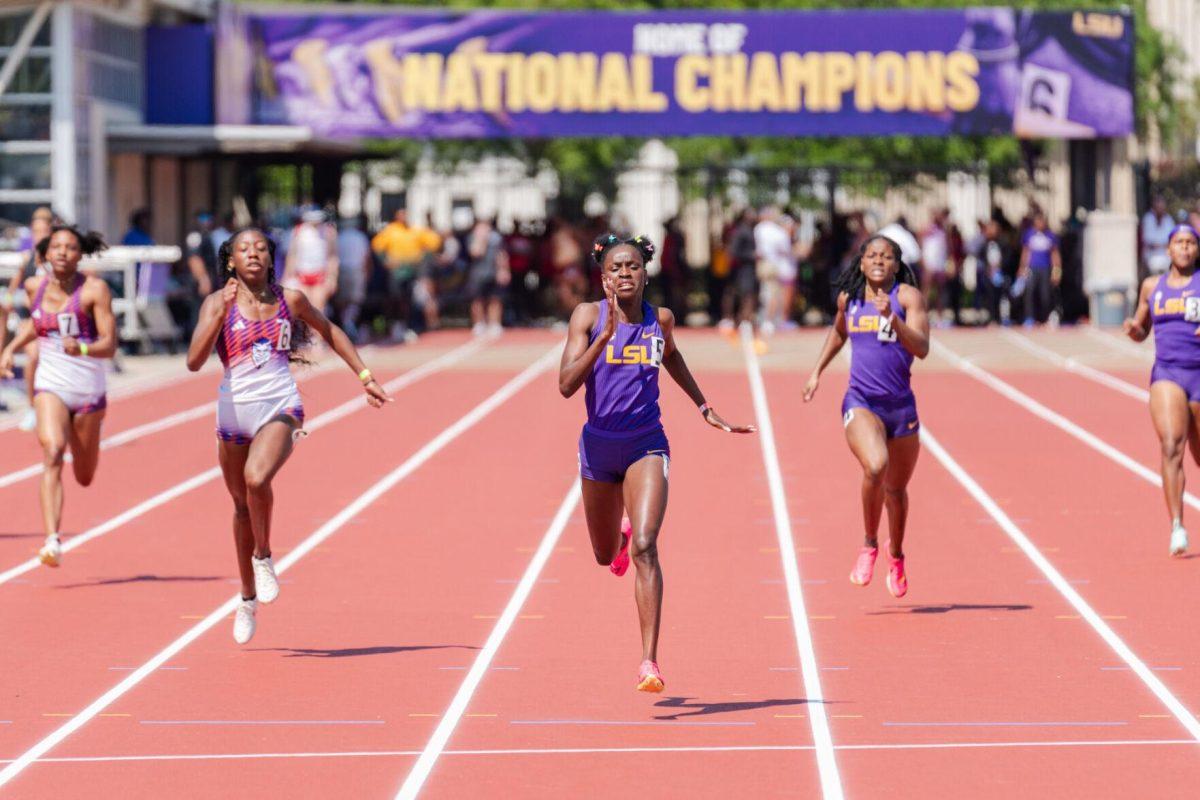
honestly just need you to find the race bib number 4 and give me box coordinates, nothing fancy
[877,315,897,342]
[57,312,80,337]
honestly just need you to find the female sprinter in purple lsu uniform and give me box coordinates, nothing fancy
[804,235,929,597]
[0,227,116,568]
[1123,223,1200,556]
[560,234,755,692]
[188,228,390,644]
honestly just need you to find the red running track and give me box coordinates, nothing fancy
[3,329,1199,799]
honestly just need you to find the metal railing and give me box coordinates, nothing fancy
[0,245,183,346]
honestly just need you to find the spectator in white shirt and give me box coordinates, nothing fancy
[1142,196,1175,275]
[754,205,796,335]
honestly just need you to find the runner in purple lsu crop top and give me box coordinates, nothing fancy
[805,234,930,600]
[559,233,755,694]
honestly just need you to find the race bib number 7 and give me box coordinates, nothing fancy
[57,312,80,337]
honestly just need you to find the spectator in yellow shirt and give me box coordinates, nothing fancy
[372,209,441,342]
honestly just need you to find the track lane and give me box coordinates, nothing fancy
[6,345,574,797]
[758,365,1200,798]
[0,353,538,787]
[413,358,822,799]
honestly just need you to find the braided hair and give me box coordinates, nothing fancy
[834,234,919,302]
[591,233,656,267]
[218,228,312,364]
[35,225,107,260]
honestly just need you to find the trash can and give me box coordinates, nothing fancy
[1082,211,1137,327]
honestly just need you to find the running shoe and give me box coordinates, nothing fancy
[252,555,279,604]
[38,534,61,568]
[18,408,36,432]
[610,518,632,577]
[849,545,878,586]
[233,598,258,644]
[637,660,665,693]
[887,556,908,598]
[1171,524,1189,557]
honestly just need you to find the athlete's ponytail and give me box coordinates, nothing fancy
[592,233,656,267]
[35,225,107,260]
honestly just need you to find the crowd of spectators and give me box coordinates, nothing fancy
[7,194,1196,357]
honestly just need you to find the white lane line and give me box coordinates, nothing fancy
[934,339,1200,514]
[394,477,582,799]
[1082,325,1155,363]
[0,340,483,588]
[999,329,1149,402]
[0,364,217,433]
[0,344,556,790]
[508,719,754,727]
[740,323,844,800]
[920,424,1200,742]
[0,352,357,490]
[7,739,1197,765]
[139,720,385,726]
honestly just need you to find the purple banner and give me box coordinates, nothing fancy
[218,8,1134,139]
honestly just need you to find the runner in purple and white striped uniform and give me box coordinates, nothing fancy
[0,226,118,569]
[188,228,390,645]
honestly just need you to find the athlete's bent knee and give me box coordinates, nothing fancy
[243,469,271,493]
[41,441,66,467]
[632,532,660,564]
[1162,436,1187,464]
[863,458,888,484]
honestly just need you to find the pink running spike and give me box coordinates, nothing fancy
[887,556,908,598]
[637,659,664,693]
[610,517,632,577]
[849,545,878,586]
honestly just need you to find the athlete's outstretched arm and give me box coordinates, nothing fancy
[558,295,609,398]
[804,293,850,401]
[890,284,930,359]
[286,288,390,407]
[659,308,755,434]
[186,279,237,371]
[1123,276,1158,342]
[63,278,118,359]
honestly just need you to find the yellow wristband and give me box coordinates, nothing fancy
[358,368,373,384]
[79,342,89,357]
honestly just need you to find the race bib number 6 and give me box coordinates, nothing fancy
[276,320,292,351]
